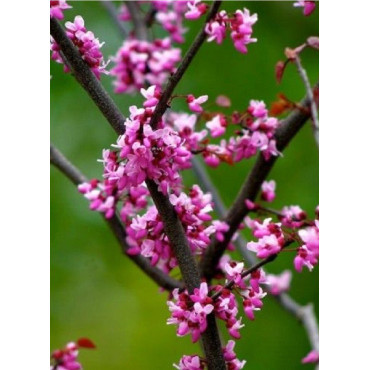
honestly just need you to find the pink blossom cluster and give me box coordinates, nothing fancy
[168,99,280,169]
[51,342,81,370]
[111,38,181,93]
[154,1,189,43]
[50,16,108,79]
[167,282,214,343]
[174,340,246,369]
[293,1,316,16]
[294,220,319,272]
[51,339,95,370]
[280,205,307,228]
[50,0,71,20]
[205,8,258,54]
[126,185,229,272]
[246,217,286,258]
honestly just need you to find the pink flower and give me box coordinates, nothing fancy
[50,0,71,20]
[241,287,266,320]
[280,205,307,228]
[111,38,181,93]
[302,350,319,364]
[223,341,247,369]
[206,115,227,137]
[261,180,276,202]
[230,9,258,54]
[293,1,316,16]
[187,95,208,113]
[247,234,282,258]
[205,11,227,44]
[174,355,204,370]
[265,270,292,295]
[140,85,161,108]
[185,0,208,20]
[248,100,268,118]
[224,261,247,289]
[294,222,319,272]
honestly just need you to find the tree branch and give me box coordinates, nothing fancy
[50,144,182,291]
[100,0,128,37]
[200,88,316,280]
[50,18,126,134]
[295,55,319,147]
[125,1,148,40]
[149,1,222,129]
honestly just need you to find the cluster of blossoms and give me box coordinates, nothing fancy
[50,0,71,20]
[111,38,181,93]
[50,339,95,370]
[118,1,203,44]
[168,261,268,342]
[205,8,258,54]
[78,87,229,272]
[50,16,108,79]
[175,340,246,370]
[168,99,280,169]
[126,185,228,272]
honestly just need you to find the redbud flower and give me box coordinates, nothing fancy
[230,9,258,54]
[50,0,71,20]
[261,180,276,202]
[293,1,316,16]
[206,115,227,138]
[265,270,292,295]
[241,287,266,320]
[187,95,208,113]
[185,0,208,20]
[247,234,282,258]
[174,355,204,370]
[301,349,319,364]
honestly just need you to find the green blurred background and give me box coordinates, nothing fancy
[51,1,318,369]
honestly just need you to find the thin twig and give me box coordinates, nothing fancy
[50,18,126,134]
[50,144,182,291]
[200,88,317,281]
[149,1,222,129]
[100,0,128,37]
[125,1,148,40]
[295,56,319,147]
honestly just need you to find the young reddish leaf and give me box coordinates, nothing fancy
[270,94,293,116]
[77,338,96,349]
[216,95,231,107]
[275,60,286,84]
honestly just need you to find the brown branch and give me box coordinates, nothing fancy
[50,144,182,291]
[295,55,319,147]
[50,18,126,135]
[200,88,316,280]
[149,1,222,129]
[125,1,148,40]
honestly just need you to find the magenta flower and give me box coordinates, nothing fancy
[280,205,307,228]
[205,11,228,44]
[206,115,227,138]
[187,94,208,113]
[293,1,316,16]
[261,180,276,202]
[241,287,266,320]
[247,234,282,258]
[50,0,71,20]
[265,270,292,295]
[185,0,208,20]
[174,355,204,370]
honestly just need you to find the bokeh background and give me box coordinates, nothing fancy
[51,1,319,369]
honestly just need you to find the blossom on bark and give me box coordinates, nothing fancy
[50,16,108,79]
[261,180,276,202]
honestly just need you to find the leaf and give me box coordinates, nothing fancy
[77,338,96,349]
[275,60,286,84]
